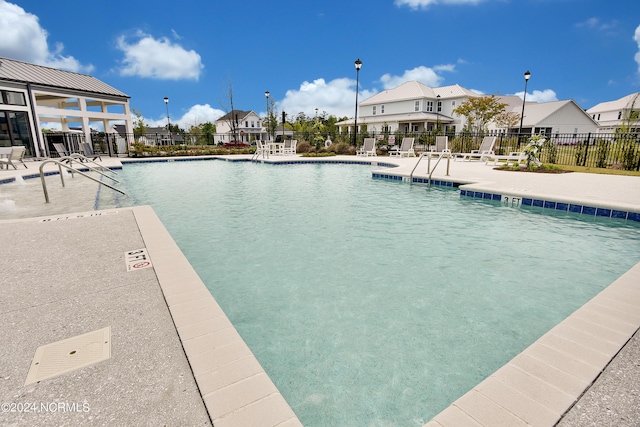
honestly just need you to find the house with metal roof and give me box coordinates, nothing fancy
[488,98,599,136]
[0,57,133,158]
[586,92,640,133]
[336,81,483,135]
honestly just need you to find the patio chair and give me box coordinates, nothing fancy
[282,139,297,155]
[252,140,270,159]
[389,137,415,157]
[80,142,101,161]
[52,142,71,158]
[486,151,526,167]
[457,136,496,161]
[0,146,27,170]
[427,136,451,157]
[356,138,377,157]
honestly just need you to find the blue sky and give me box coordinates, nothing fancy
[1,0,640,130]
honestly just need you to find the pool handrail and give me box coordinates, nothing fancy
[38,158,125,203]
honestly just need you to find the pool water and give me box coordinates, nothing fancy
[117,161,640,426]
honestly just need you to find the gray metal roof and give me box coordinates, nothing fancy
[0,57,128,98]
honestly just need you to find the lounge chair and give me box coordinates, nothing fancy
[428,136,452,157]
[487,151,526,166]
[389,137,415,157]
[357,138,377,157]
[457,136,496,161]
[0,146,27,169]
[81,142,101,161]
[52,142,71,158]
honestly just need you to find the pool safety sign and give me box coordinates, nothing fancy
[125,248,153,271]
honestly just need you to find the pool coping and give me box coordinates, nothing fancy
[2,154,639,426]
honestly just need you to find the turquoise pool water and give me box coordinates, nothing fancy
[117,160,640,426]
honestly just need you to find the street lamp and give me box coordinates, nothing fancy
[353,58,362,146]
[518,71,531,138]
[264,91,270,140]
[436,94,441,134]
[163,97,171,144]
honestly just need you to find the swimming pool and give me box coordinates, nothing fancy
[114,160,640,426]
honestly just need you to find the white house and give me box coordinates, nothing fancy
[0,56,133,158]
[338,80,599,140]
[488,98,599,137]
[587,92,640,133]
[215,110,265,144]
[337,81,481,135]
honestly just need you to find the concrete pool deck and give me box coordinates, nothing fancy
[0,154,639,426]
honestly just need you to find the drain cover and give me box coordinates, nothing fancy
[25,326,111,385]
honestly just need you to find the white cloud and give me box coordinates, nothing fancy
[278,78,376,119]
[379,65,453,89]
[514,89,558,103]
[575,17,618,32]
[395,0,483,10]
[116,31,203,80]
[634,24,640,74]
[0,0,93,72]
[144,104,225,130]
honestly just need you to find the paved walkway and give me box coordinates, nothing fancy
[0,154,638,426]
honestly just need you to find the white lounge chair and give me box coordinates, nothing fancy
[357,138,377,157]
[116,136,129,157]
[0,146,27,169]
[389,137,414,157]
[458,136,496,161]
[428,136,451,157]
[487,151,526,166]
[282,139,297,155]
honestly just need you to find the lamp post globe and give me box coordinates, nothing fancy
[518,71,531,138]
[353,58,362,147]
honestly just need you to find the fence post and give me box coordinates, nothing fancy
[582,132,591,166]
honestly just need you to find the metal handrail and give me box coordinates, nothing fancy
[38,158,125,203]
[409,151,451,188]
[67,153,118,175]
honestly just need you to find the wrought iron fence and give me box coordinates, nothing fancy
[41,130,640,171]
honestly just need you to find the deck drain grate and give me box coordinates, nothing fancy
[25,326,111,385]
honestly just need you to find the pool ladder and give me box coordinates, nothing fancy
[38,154,125,203]
[409,151,451,188]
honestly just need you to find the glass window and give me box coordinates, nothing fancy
[381,105,384,113]
[437,101,442,112]
[426,101,433,112]
[414,101,419,112]
[3,91,26,106]
[373,106,376,115]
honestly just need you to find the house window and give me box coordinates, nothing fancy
[2,91,26,106]
[437,100,442,112]
[373,106,376,115]
[618,112,622,120]
[245,121,249,127]
[597,114,600,120]
[381,105,385,113]
[412,125,419,132]
[451,100,456,107]
[426,101,433,112]
[414,101,420,112]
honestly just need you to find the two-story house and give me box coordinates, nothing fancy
[587,92,640,133]
[337,81,481,136]
[215,110,264,144]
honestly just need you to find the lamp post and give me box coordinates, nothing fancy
[264,91,270,141]
[436,94,441,134]
[518,70,531,138]
[353,58,362,146]
[163,97,171,143]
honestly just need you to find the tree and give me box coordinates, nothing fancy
[189,121,216,145]
[453,95,507,133]
[220,78,239,142]
[494,111,521,132]
[131,107,147,135]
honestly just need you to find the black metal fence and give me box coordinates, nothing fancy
[41,130,640,171]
